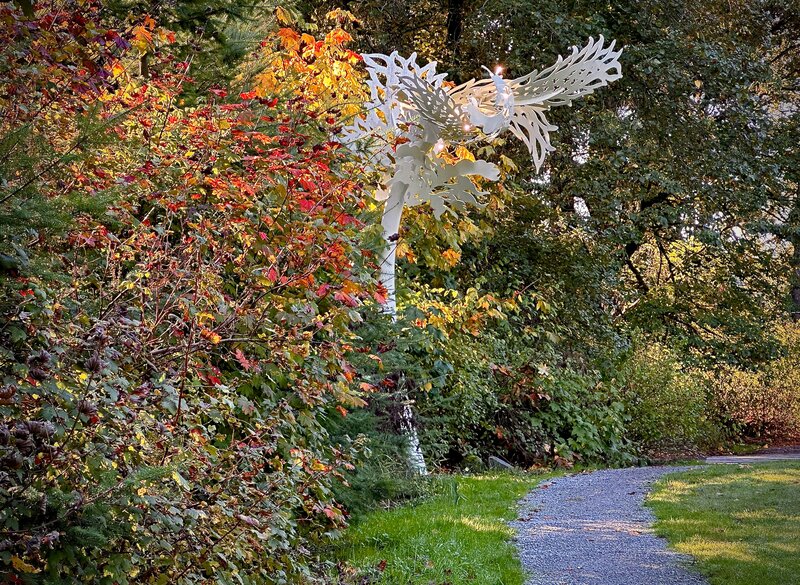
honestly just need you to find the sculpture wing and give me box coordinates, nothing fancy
[510,36,622,108]
[507,36,623,171]
[398,72,466,138]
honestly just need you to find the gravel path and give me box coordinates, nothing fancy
[706,445,800,464]
[512,467,707,585]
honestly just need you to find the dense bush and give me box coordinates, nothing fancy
[618,341,723,454]
[345,287,635,468]
[0,6,377,582]
[711,324,800,441]
[417,335,634,467]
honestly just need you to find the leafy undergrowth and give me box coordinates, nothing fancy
[333,472,556,584]
[648,462,800,585]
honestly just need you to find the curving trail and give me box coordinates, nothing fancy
[512,467,707,585]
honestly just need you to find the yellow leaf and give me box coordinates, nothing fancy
[395,241,416,263]
[455,145,475,162]
[255,70,279,93]
[275,6,294,25]
[12,556,41,574]
[325,8,361,25]
[441,249,461,267]
[499,154,518,172]
[196,311,215,323]
[172,471,190,489]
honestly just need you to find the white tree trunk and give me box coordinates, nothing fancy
[379,186,428,475]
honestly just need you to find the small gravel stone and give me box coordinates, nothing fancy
[512,467,708,585]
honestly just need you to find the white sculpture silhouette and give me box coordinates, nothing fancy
[341,37,623,474]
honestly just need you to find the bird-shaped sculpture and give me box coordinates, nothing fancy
[340,37,623,474]
[340,35,623,314]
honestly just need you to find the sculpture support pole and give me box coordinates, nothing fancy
[379,188,404,317]
[379,186,428,475]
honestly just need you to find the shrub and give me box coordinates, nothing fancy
[420,350,636,467]
[363,287,636,467]
[0,10,377,583]
[619,341,723,454]
[711,325,800,441]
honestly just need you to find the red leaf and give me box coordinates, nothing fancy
[334,291,358,307]
[337,214,357,226]
[235,349,255,372]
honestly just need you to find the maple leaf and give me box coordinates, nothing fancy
[324,28,352,46]
[334,291,358,307]
[235,348,256,371]
[277,28,301,51]
[442,248,461,267]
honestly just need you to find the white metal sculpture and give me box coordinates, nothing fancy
[341,37,623,474]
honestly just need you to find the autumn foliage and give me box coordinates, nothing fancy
[0,3,379,582]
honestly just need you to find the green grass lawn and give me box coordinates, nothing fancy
[334,472,553,584]
[648,462,800,585]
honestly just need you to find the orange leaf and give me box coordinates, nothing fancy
[277,28,301,51]
[325,28,352,45]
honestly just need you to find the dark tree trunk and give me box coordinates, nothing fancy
[445,0,465,54]
[789,206,800,321]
